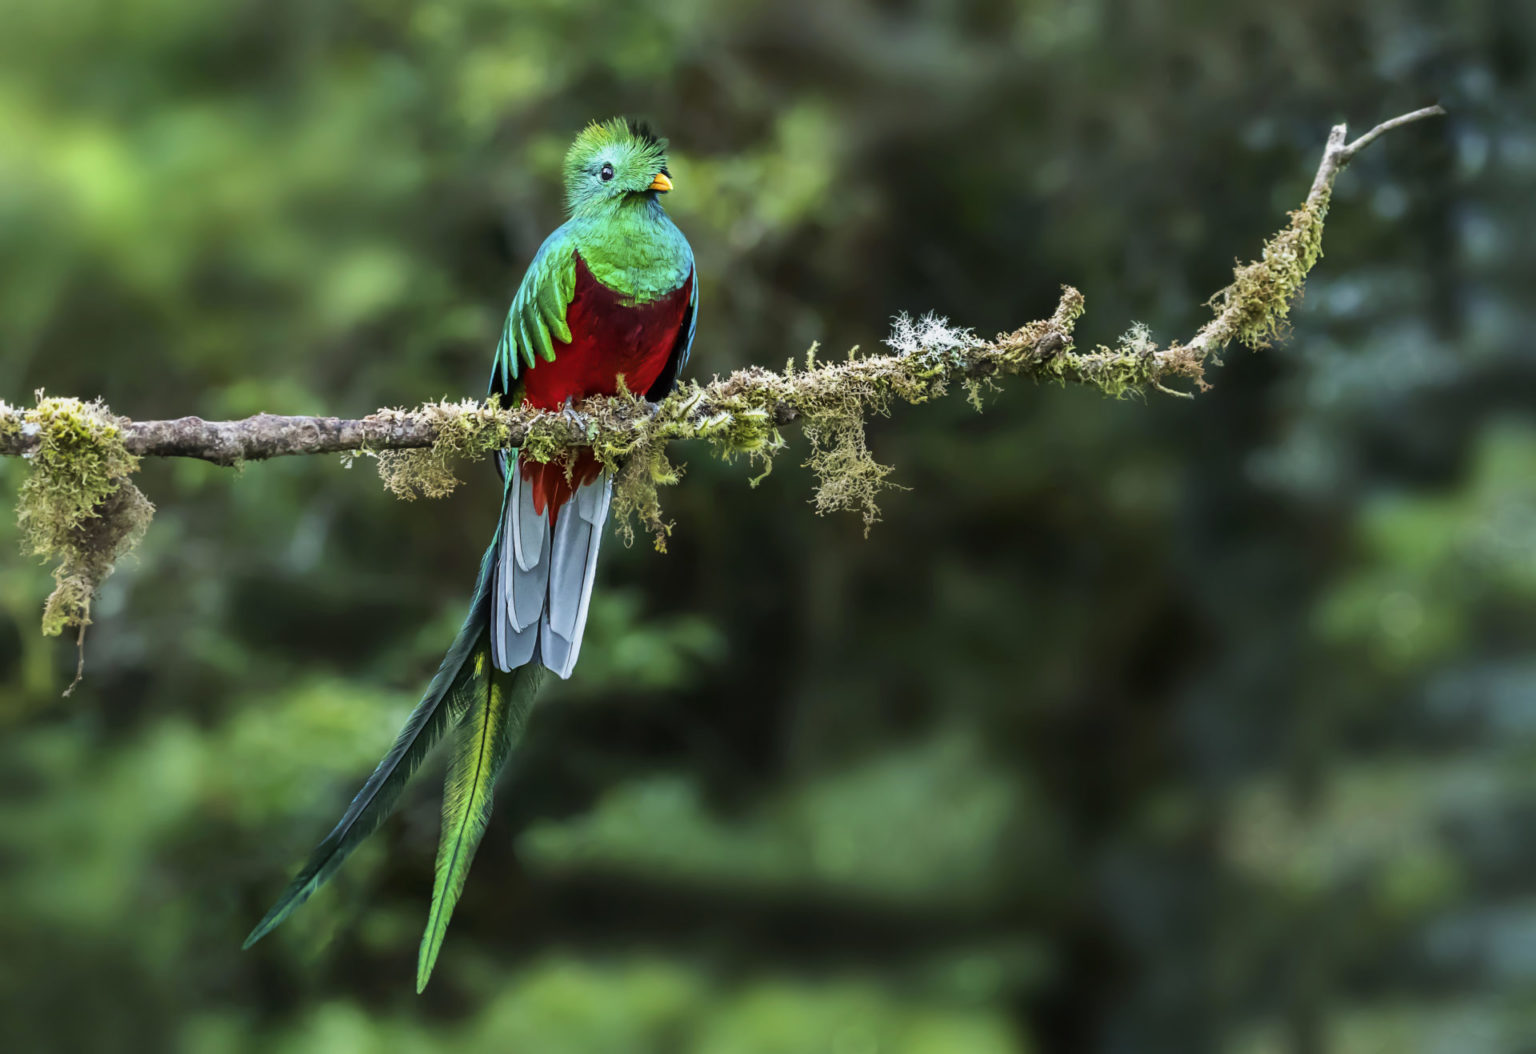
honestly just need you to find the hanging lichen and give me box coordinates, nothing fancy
[372,398,513,499]
[5,394,154,638]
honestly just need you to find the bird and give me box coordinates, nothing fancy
[242,118,697,991]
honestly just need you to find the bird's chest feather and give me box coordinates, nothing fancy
[520,251,691,410]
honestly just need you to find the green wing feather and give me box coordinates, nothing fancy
[416,660,546,991]
[491,229,577,398]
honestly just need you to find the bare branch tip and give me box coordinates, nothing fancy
[1342,103,1447,159]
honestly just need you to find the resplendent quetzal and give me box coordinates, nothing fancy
[244,118,696,990]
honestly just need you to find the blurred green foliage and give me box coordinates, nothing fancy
[1,0,1532,1051]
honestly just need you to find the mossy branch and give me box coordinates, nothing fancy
[0,107,1443,659]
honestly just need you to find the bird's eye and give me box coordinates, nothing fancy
[599,163,615,182]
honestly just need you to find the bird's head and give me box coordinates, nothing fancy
[563,117,673,217]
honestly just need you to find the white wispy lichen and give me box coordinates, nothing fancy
[885,312,982,360]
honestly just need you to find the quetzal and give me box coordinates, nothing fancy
[243,118,696,990]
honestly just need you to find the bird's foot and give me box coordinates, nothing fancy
[560,399,591,432]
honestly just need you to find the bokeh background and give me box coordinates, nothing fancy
[2,1,1532,1051]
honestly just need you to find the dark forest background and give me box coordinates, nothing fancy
[2,1,1532,1051]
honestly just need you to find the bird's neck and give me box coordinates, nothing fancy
[571,198,690,305]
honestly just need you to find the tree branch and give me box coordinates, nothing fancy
[0,106,1445,468]
[0,106,1445,651]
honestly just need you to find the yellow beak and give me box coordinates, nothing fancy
[647,171,673,193]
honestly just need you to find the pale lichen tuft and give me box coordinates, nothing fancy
[886,312,983,360]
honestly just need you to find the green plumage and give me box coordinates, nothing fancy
[416,659,545,991]
[246,116,693,991]
[491,118,693,396]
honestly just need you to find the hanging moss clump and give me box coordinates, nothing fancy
[7,394,154,638]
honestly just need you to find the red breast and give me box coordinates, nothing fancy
[520,251,693,517]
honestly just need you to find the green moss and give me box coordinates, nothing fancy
[1212,195,1330,349]
[799,401,897,534]
[575,381,787,549]
[8,395,154,637]
[375,398,511,499]
[610,441,683,550]
[1026,196,1328,399]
